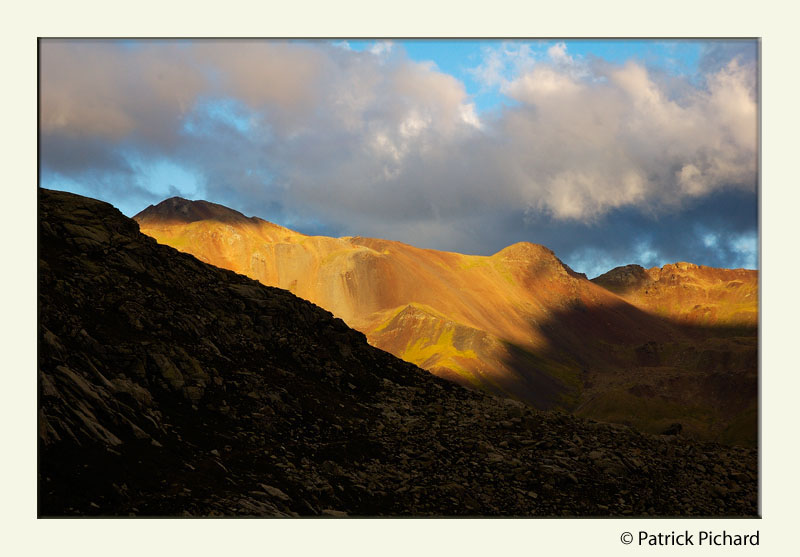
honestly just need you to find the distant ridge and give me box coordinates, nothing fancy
[592,262,758,327]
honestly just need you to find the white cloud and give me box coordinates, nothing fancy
[459,103,481,128]
[499,55,756,220]
[702,232,720,248]
[547,42,571,64]
[368,41,394,57]
[468,41,538,89]
[505,65,583,99]
[729,232,758,266]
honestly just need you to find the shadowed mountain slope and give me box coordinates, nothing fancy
[585,263,758,446]
[39,189,757,516]
[134,198,757,444]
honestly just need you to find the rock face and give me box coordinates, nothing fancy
[135,198,758,445]
[39,189,758,517]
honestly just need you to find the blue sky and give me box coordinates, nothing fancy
[341,39,718,112]
[39,39,758,276]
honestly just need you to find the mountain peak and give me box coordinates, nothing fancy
[592,260,758,328]
[493,241,554,261]
[134,197,252,226]
[592,264,652,293]
[493,241,586,279]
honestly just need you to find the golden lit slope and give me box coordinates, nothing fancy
[134,198,757,444]
[135,199,655,405]
[592,262,758,327]
[138,206,660,336]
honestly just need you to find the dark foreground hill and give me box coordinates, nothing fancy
[38,189,758,516]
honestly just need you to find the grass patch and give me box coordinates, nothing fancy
[401,327,480,367]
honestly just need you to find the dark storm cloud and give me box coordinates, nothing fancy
[38,39,758,273]
[388,189,757,277]
[553,190,759,276]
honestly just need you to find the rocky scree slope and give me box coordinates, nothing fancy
[39,189,757,516]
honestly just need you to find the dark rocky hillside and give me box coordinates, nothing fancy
[38,189,758,517]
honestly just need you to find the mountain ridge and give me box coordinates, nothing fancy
[134,196,758,444]
[38,188,758,516]
[135,198,663,400]
[592,263,758,328]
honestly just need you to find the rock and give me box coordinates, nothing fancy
[259,485,290,501]
[321,509,348,517]
[149,354,185,391]
[588,450,603,461]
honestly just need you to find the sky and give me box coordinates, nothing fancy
[39,39,758,278]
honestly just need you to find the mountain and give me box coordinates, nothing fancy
[135,198,758,445]
[592,263,758,328]
[39,188,757,516]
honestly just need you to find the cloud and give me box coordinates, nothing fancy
[39,40,758,273]
[468,41,538,90]
[547,42,570,63]
[40,41,207,149]
[698,40,758,74]
[368,41,394,57]
[554,189,759,277]
[500,56,755,220]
